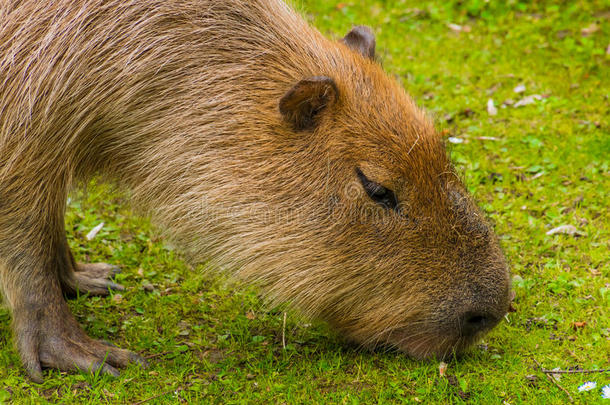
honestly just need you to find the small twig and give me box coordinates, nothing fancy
[542,368,609,374]
[134,383,192,405]
[533,359,573,403]
[133,389,174,405]
[145,351,173,360]
[282,312,287,349]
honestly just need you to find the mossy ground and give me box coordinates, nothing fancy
[1,0,608,403]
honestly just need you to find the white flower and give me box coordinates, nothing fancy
[602,385,610,399]
[578,381,597,392]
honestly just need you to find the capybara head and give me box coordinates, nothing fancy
[107,5,512,359]
[225,25,512,359]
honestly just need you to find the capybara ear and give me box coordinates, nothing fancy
[341,25,376,59]
[279,76,338,131]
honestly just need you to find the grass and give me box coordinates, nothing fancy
[1,0,609,403]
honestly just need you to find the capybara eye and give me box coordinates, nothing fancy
[356,168,399,211]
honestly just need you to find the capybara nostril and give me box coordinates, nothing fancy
[460,312,496,337]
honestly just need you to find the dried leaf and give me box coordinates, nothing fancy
[513,84,526,93]
[448,137,464,144]
[448,23,462,32]
[581,24,599,36]
[439,361,448,376]
[573,321,587,329]
[447,23,470,33]
[86,222,104,240]
[546,225,585,236]
[514,95,543,107]
[487,98,498,116]
[459,108,474,117]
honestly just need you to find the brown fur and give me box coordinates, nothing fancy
[0,0,511,381]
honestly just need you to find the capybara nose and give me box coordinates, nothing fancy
[460,311,497,337]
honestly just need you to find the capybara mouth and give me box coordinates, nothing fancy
[386,329,486,360]
[384,309,508,360]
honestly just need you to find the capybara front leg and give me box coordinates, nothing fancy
[0,218,144,381]
[11,288,146,382]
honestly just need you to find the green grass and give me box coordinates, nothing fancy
[1,0,609,403]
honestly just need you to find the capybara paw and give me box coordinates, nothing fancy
[71,262,124,296]
[16,317,147,383]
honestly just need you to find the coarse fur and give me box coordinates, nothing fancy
[0,0,511,381]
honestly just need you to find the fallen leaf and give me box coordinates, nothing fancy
[86,222,104,240]
[439,362,448,376]
[459,108,474,117]
[487,99,498,116]
[447,23,462,33]
[528,172,545,181]
[514,84,526,93]
[246,311,256,320]
[573,321,587,329]
[581,23,599,36]
[447,23,471,33]
[514,95,543,107]
[546,224,585,236]
[448,137,464,144]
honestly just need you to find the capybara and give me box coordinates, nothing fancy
[0,0,512,382]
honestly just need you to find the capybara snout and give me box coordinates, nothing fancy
[0,0,511,381]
